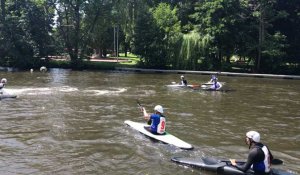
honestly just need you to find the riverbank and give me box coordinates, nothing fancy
[115,67,300,80]
[0,64,300,80]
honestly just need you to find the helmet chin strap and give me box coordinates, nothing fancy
[247,138,254,149]
[249,139,257,149]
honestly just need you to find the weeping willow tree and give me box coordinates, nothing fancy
[174,31,212,70]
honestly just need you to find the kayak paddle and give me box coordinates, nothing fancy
[136,100,151,125]
[221,158,283,165]
[203,157,283,166]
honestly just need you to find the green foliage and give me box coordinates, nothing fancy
[0,0,299,74]
[82,0,114,57]
[132,8,167,68]
[176,31,212,70]
[273,0,300,64]
[0,0,55,68]
[151,3,182,68]
[152,3,181,35]
[193,0,245,70]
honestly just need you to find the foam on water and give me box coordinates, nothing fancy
[3,86,79,95]
[84,88,127,96]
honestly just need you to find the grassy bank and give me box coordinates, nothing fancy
[48,53,141,70]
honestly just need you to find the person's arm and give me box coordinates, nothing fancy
[142,107,150,120]
[231,149,257,172]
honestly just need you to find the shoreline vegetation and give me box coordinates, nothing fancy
[1,53,299,80]
[1,1,299,76]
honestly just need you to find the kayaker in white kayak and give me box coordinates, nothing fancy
[210,76,222,90]
[141,105,166,135]
[1,78,7,86]
[180,75,188,86]
[230,131,274,175]
[0,78,7,94]
[207,75,218,84]
[202,75,222,90]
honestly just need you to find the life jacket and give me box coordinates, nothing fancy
[150,114,166,134]
[252,144,271,173]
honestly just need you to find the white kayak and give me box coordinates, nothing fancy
[166,84,200,89]
[124,120,193,150]
[0,89,17,99]
[0,94,17,99]
[202,82,225,86]
[201,82,224,91]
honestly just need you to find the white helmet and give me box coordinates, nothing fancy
[1,78,7,84]
[246,131,260,142]
[181,75,184,79]
[154,105,164,114]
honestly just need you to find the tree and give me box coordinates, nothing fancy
[50,0,85,68]
[272,0,300,73]
[82,0,114,59]
[177,31,213,70]
[133,7,166,68]
[152,3,181,68]
[193,0,244,70]
[0,0,54,68]
[247,0,285,72]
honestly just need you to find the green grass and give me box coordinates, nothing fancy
[118,53,141,66]
[48,52,141,70]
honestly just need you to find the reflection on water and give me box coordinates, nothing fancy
[0,69,299,175]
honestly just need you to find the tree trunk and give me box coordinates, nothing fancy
[257,3,265,73]
[1,0,5,22]
[94,48,102,58]
[73,1,80,62]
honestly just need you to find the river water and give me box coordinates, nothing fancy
[0,69,299,175]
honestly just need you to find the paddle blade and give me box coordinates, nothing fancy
[136,100,145,114]
[136,100,142,107]
[271,158,283,165]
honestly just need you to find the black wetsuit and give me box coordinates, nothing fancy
[0,83,4,94]
[235,143,273,175]
[181,80,187,86]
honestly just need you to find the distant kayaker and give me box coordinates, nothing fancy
[208,75,222,90]
[0,83,4,93]
[1,78,7,85]
[180,75,188,86]
[207,75,218,84]
[0,78,7,91]
[230,131,273,175]
[142,105,166,135]
[0,78,7,94]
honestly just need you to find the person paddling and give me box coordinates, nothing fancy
[0,78,7,94]
[208,75,217,84]
[142,105,166,135]
[1,78,7,86]
[230,131,273,175]
[208,75,222,90]
[180,75,188,86]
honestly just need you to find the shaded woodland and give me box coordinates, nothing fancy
[0,0,299,74]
